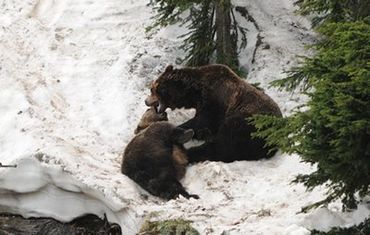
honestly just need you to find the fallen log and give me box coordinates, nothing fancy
[0,213,121,235]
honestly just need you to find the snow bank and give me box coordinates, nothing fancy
[0,156,136,232]
[0,0,368,234]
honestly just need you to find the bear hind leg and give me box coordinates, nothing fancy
[147,168,198,200]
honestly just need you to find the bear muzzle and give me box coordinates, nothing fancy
[145,95,159,107]
[145,95,168,113]
[157,102,168,113]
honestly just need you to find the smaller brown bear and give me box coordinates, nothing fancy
[134,107,188,179]
[134,107,168,134]
[121,108,198,200]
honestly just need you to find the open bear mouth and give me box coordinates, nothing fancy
[156,102,167,113]
[144,95,167,113]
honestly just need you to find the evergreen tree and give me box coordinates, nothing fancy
[147,0,247,72]
[294,0,370,26]
[251,21,370,210]
[179,0,215,66]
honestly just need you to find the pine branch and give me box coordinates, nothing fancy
[299,195,336,214]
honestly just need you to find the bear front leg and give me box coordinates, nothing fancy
[178,117,201,130]
[178,113,215,141]
[195,128,213,142]
[187,142,218,163]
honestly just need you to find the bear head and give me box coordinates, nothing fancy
[145,65,201,113]
[134,107,168,134]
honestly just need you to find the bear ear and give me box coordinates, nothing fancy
[134,126,142,135]
[165,65,174,73]
[172,128,194,144]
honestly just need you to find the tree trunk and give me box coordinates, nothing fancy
[350,0,370,20]
[215,0,238,69]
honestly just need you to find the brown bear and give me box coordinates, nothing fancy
[145,64,282,163]
[134,107,168,134]
[121,108,198,200]
[134,107,189,179]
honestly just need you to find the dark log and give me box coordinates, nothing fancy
[0,213,121,235]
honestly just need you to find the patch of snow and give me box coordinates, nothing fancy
[284,224,310,235]
[0,0,368,234]
[301,201,370,232]
[0,156,138,233]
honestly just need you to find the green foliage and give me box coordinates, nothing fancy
[311,217,370,234]
[146,0,198,33]
[147,0,247,73]
[294,0,370,27]
[139,218,200,235]
[251,21,370,210]
[178,0,215,66]
[272,21,370,93]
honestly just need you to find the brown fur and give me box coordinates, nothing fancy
[145,64,282,162]
[122,110,197,200]
[134,107,168,134]
[172,146,188,180]
[134,107,188,181]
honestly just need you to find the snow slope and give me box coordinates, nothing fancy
[0,0,369,234]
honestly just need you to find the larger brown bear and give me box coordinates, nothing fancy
[145,64,282,163]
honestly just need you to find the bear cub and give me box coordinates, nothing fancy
[121,107,198,200]
[134,107,168,134]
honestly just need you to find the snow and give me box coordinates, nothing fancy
[0,0,369,234]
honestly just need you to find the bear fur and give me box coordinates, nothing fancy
[145,64,282,163]
[121,108,197,200]
[134,107,168,134]
[133,107,189,179]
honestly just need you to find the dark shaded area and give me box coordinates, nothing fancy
[0,162,17,168]
[0,213,122,235]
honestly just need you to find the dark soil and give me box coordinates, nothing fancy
[0,213,121,235]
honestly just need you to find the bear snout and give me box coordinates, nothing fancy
[145,95,159,107]
[157,102,167,113]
